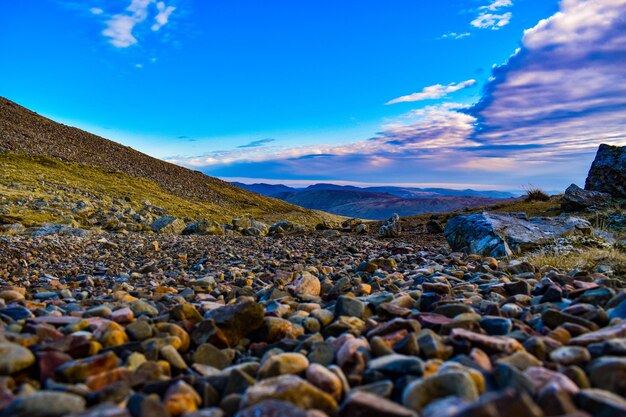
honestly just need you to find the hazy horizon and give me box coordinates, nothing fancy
[2,0,625,191]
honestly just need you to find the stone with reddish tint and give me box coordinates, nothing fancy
[341,391,418,417]
[56,351,121,383]
[237,400,308,417]
[164,380,201,416]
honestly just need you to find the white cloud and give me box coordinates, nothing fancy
[479,0,513,11]
[441,32,471,40]
[471,12,512,29]
[90,7,104,15]
[386,80,476,105]
[472,0,513,30]
[101,0,176,48]
[152,1,176,31]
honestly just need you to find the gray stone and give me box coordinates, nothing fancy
[0,342,35,375]
[576,388,626,417]
[335,296,366,318]
[236,400,307,417]
[562,184,611,211]
[587,357,626,396]
[0,391,86,417]
[193,343,233,369]
[402,371,479,412]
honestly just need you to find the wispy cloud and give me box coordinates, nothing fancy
[479,0,512,11]
[386,80,476,105]
[238,138,276,148]
[166,104,478,167]
[100,0,176,48]
[441,32,471,40]
[472,0,513,30]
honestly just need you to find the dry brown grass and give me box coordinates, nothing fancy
[524,247,626,273]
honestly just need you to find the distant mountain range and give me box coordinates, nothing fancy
[231,182,517,219]
[231,182,517,199]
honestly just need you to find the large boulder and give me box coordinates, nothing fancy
[151,215,185,234]
[444,212,592,257]
[380,214,401,238]
[233,215,268,236]
[561,184,611,212]
[181,219,225,235]
[268,220,304,235]
[585,144,626,197]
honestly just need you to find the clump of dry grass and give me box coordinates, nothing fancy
[525,247,626,273]
[523,185,551,202]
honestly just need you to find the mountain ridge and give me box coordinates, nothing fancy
[232,181,517,199]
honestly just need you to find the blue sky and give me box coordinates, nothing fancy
[1,0,625,191]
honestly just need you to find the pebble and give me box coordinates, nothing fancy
[0,391,86,417]
[402,370,479,412]
[258,352,309,379]
[340,391,418,417]
[0,342,35,374]
[241,375,338,414]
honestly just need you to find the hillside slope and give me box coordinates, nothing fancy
[0,97,335,225]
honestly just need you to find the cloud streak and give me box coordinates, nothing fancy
[386,80,476,105]
[238,138,276,148]
[441,32,471,40]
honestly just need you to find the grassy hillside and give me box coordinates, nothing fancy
[0,97,339,226]
[0,153,337,228]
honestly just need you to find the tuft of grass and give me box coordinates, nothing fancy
[524,247,626,273]
[523,185,551,202]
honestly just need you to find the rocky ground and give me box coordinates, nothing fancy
[0,226,625,417]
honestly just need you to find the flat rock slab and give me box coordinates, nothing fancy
[444,212,592,257]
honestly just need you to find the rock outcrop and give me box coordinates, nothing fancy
[561,184,611,212]
[585,144,626,197]
[444,212,592,257]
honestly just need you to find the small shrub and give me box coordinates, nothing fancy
[523,185,550,202]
